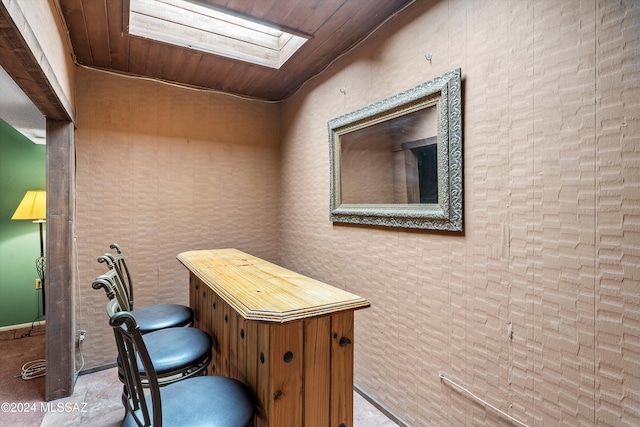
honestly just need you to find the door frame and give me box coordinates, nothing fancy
[0,1,76,400]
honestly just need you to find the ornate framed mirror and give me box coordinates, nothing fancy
[328,68,463,231]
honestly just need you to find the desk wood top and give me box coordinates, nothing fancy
[177,249,370,323]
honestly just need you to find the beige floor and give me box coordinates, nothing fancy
[40,367,397,426]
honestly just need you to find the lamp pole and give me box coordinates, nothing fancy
[35,219,46,316]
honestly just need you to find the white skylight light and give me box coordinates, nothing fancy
[128,0,308,69]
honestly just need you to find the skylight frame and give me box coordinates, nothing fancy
[128,0,308,69]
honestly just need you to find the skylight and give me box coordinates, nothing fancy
[128,0,308,69]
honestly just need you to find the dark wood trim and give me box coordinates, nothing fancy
[45,119,76,401]
[0,1,75,122]
[77,362,117,376]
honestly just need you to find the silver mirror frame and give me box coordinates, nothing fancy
[328,68,463,231]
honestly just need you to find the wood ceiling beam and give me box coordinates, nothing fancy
[0,1,74,122]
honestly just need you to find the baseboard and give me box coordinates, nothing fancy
[354,384,409,427]
[78,362,117,376]
[0,320,46,332]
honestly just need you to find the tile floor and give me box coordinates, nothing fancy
[40,367,397,426]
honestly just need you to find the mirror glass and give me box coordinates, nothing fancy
[328,68,462,230]
[340,105,438,205]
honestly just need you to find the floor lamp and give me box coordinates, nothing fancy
[12,190,46,317]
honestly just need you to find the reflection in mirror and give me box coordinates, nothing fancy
[340,106,438,205]
[328,68,462,231]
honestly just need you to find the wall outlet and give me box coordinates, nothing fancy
[35,278,42,289]
[79,330,86,342]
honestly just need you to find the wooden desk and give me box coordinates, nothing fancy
[177,249,370,427]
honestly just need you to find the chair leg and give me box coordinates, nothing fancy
[121,384,128,412]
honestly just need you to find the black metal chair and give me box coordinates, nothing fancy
[98,243,194,334]
[93,270,212,406]
[109,308,254,427]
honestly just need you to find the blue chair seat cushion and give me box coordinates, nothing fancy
[117,327,212,375]
[122,376,255,427]
[132,303,194,333]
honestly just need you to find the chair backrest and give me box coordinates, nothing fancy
[107,305,163,427]
[91,269,117,301]
[93,256,132,312]
[109,243,134,307]
[99,242,135,308]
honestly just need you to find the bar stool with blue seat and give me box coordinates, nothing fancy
[92,270,212,406]
[97,243,194,334]
[108,307,254,427]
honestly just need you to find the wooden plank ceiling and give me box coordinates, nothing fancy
[57,0,413,101]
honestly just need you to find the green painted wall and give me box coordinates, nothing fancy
[0,118,46,327]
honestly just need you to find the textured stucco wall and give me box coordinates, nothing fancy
[279,0,639,425]
[74,67,281,368]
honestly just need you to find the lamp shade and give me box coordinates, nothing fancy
[12,190,46,220]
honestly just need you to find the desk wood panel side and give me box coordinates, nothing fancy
[237,316,248,384]
[256,322,271,427]
[189,275,201,328]
[303,316,331,427]
[331,311,355,427]
[201,286,212,337]
[269,321,303,427]
[210,293,220,375]
[228,303,239,379]
[214,293,230,376]
[204,288,215,373]
[245,319,259,407]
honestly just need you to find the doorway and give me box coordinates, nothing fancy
[0,65,47,328]
[0,3,76,401]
